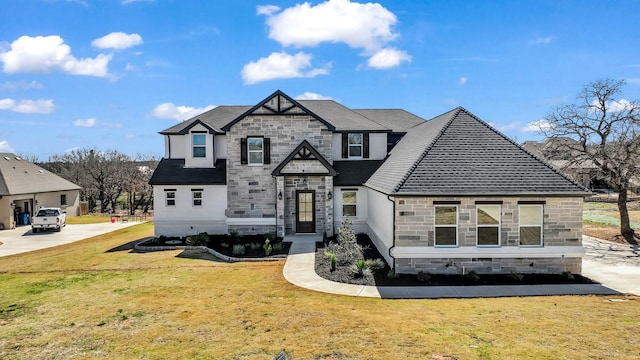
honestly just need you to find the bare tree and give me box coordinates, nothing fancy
[541,78,640,242]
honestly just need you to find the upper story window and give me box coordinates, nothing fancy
[341,133,369,159]
[348,133,363,157]
[165,189,176,206]
[434,205,458,246]
[342,191,357,217]
[248,137,264,165]
[477,204,501,246]
[519,205,543,246]
[192,133,206,158]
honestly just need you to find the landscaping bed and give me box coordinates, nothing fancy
[139,233,290,258]
[315,232,595,287]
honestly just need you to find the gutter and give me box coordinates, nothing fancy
[387,194,396,270]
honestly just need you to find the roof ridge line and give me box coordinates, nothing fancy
[393,107,463,193]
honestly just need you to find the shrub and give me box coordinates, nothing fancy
[263,238,272,257]
[464,270,480,283]
[508,272,525,282]
[562,271,575,280]
[349,259,372,277]
[231,244,246,256]
[272,242,285,253]
[416,271,431,283]
[249,242,262,251]
[326,218,364,266]
[158,235,167,245]
[365,258,385,271]
[220,242,229,248]
[387,269,400,279]
[186,232,209,246]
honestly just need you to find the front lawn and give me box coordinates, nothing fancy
[583,201,640,243]
[0,223,638,359]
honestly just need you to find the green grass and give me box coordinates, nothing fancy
[66,215,114,225]
[0,223,639,359]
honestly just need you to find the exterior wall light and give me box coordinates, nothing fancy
[278,191,283,200]
[327,191,332,200]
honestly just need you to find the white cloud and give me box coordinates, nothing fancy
[528,36,553,45]
[125,63,137,71]
[92,32,143,50]
[295,92,334,100]
[74,118,96,127]
[0,35,112,77]
[122,0,155,4]
[522,119,553,132]
[259,0,409,69]
[150,102,216,121]
[0,80,44,91]
[458,77,468,85]
[241,51,329,84]
[367,48,411,69]
[0,98,55,113]
[0,140,13,152]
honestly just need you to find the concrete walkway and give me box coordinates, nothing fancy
[582,235,640,295]
[0,222,142,257]
[282,236,620,299]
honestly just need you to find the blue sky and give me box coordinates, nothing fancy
[1,0,639,160]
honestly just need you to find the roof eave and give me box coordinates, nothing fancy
[388,191,592,197]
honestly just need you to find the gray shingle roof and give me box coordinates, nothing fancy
[149,158,226,185]
[365,108,588,196]
[296,100,389,132]
[0,153,81,195]
[353,109,426,132]
[159,106,250,135]
[333,160,384,186]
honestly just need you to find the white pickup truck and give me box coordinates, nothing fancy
[31,207,67,233]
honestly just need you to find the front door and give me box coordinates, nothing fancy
[296,190,315,233]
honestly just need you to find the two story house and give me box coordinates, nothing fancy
[150,90,588,275]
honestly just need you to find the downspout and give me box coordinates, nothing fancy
[387,194,396,270]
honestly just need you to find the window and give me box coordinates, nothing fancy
[342,191,357,217]
[477,205,500,246]
[248,137,264,165]
[192,133,206,158]
[348,133,363,158]
[192,190,202,206]
[519,205,543,246]
[60,194,67,206]
[165,190,176,206]
[435,206,457,246]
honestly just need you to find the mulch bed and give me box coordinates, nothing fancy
[314,235,596,287]
[139,234,290,258]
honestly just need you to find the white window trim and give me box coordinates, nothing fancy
[476,204,501,247]
[348,133,363,159]
[342,191,357,217]
[192,190,202,207]
[519,204,544,247]
[165,190,176,207]
[434,205,458,247]
[248,137,264,166]
[192,133,206,158]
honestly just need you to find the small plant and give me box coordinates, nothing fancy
[349,259,372,277]
[465,270,481,283]
[272,242,285,252]
[250,242,262,251]
[387,269,400,279]
[324,251,338,271]
[229,230,240,243]
[562,271,575,280]
[508,272,525,282]
[220,242,229,248]
[158,235,167,245]
[232,244,246,256]
[322,231,328,245]
[263,238,272,257]
[416,271,431,283]
[186,232,209,246]
[364,258,385,271]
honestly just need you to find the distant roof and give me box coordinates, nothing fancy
[365,108,588,196]
[353,109,425,133]
[333,160,384,186]
[149,158,226,185]
[159,90,426,135]
[0,153,81,195]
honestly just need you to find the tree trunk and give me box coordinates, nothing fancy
[616,186,636,243]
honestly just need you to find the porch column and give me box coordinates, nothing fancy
[276,176,285,238]
[325,175,334,237]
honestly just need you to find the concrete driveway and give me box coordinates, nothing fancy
[582,235,640,295]
[0,222,142,257]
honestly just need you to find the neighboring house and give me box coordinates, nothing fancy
[0,153,81,230]
[150,90,588,275]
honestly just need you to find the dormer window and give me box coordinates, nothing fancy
[192,133,206,158]
[341,133,369,159]
[348,133,362,157]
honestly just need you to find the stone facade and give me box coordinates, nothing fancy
[393,196,583,274]
[226,113,333,235]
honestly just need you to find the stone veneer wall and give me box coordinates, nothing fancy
[393,196,584,274]
[226,114,333,235]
